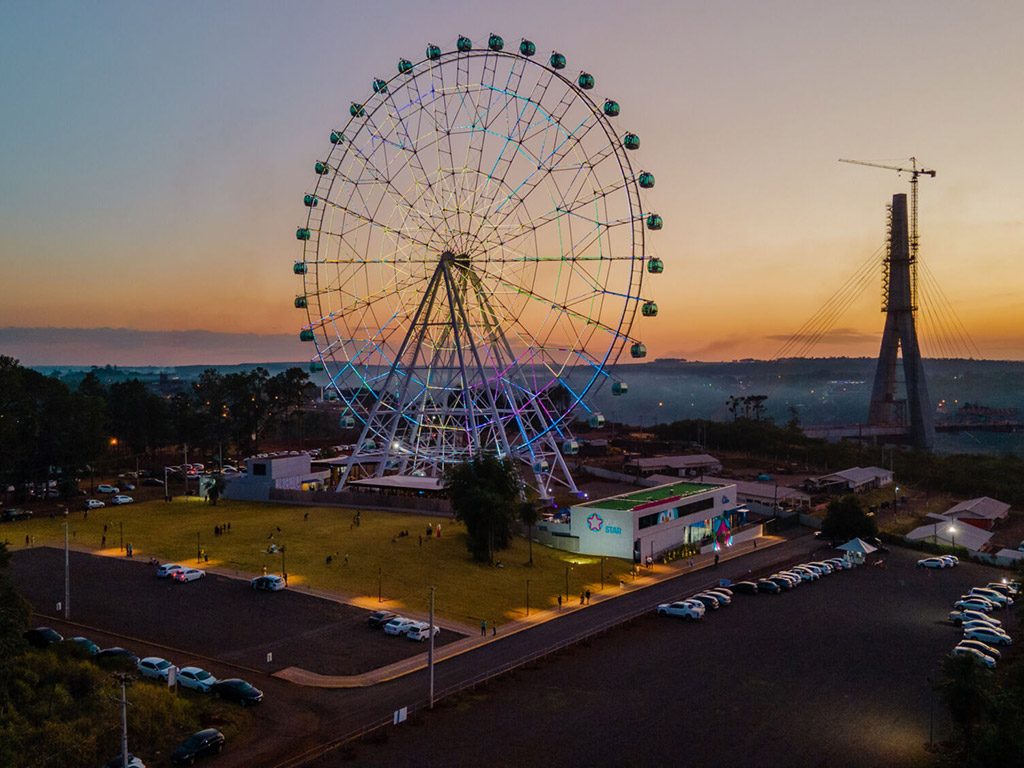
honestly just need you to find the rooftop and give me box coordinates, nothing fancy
[579,480,718,511]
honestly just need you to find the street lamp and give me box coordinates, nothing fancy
[196,532,201,564]
[948,524,957,551]
[526,579,531,617]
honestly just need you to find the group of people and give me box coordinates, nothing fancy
[213,522,232,536]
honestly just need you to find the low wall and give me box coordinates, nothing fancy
[269,487,451,515]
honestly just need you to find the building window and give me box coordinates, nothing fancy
[252,463,267,476]
[638,497,714,529]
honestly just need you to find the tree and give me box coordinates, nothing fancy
[820,495,877,543]
[520,502,540,566]
[444,455,522,563]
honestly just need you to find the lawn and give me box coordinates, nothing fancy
[2,498,633,626]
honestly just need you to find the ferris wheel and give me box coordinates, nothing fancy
[294,33,662,499]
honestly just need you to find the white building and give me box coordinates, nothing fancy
[224,453,330,501]
[905,516,994,554]
[696,475,811,513]
[625,454,723,478]
[937,497,1010,531]
[537,479,759,562]
[811,466,893,493]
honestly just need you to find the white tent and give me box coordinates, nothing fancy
[837,537,878,555]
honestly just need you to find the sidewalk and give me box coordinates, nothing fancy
[274,534,787,688]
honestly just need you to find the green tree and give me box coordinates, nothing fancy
[445,455,522,563]
[520,502,540,566]
[820,495,877,543]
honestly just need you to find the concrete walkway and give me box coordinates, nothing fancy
[274,534,787,688]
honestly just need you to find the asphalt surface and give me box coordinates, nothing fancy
[10,548,461,676]
[325,546,1012,768]
[11,536,1002,767]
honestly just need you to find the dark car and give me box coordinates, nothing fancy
[211,678,263,706]
[689,594,721,610]
[141,477,164,486]
[24,626,63,647]
[757,579,782,594]
[731,581,759,595]
[1,508,32,522]
[768,577,793,592]
[95,647,140,669]
[367,610,398,628]
[171,728,225,765]
[66,635,100,655]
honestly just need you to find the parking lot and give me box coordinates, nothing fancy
[10,547,463,677]
[350,546,1013,768]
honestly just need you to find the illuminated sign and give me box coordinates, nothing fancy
[587,513,604,532]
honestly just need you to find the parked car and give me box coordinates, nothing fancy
[953,598,995,613]
[657,601,705,620]
[969,587,1012,607]
[776,571,802,585]
[767,576,794,592]
[406,622,442,641]
[122,483,136,491]
[367,610,399,628]
[97,484,119,494]
[950,645,997,669]
[84,499,106,510]
[251,575,286,591]
[157,563,184,578]
[95,647,140,668]
[141,478,164,487]
[690,593,722,610]
[704,589,733,605]
[67,636,100,655]
[103,754,146,768]
[1,508,32,522]
[111,495,134,506]
[957,639,1002,660]
[211,678,263,705]
[137,657,174,681]
[731,581,759,595]
[757,579,782,594]
[383,617,419,636]
[173,568,205,583]
[808,561,834,575]
[24,626,63,647]
[825,557,850,570]
[171,728,225,765]
[940,555,960,567]
[986,582,1019,597]
[917,557,947,569]
[963,627,1012,646]
[949,609,1002,627]
[962,619,1005,635]
[177,666,217,693]
[789,567,818,582]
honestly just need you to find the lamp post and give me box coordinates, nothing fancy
[526,579,531,617]
[600,556,605,591]
[119,521,123,553]
[280,545,286,583]
[564,564,570,600]
[948,524,957,551]
[196,532,201,564]
[63,521,70,620]
[378,566,382,603]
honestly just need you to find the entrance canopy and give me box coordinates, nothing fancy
[837,537,878,555]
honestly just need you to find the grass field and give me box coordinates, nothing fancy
[2,498,634,626]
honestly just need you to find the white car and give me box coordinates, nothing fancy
[950,645,996,669]
[963,619,1004,634]
[957,639,1002,660]
[383,617,418,636]
[949,609,1002,627]
[137,656,174,681]
[986,582,1019,597]
[917,557,947,569]
[97,484,119,494]
[656,601,705,620]
[177,666,217,692]
[940,555,959,567]
[173,568,205,583]
[123,483,136,491]
[953,598,995,613]
[970,587,1012,607]
[963,626,1012,646]
[406,622,441,641]
[825,558,850,570]
[111,495,134,505]
[777,571,803,586]
[156,563,184,578]
[790,567,818,582]
[85,499,106,510]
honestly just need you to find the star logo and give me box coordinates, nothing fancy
[587,512,604,532]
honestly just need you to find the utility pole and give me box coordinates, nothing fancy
[526,579,531,617]
[63,520,70,620]
[196,532,201,564]
[113,673,130,768]
[428,586,436,710]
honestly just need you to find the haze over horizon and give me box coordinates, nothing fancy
[3,1,1022,366]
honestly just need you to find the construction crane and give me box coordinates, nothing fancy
[839,157,936,310]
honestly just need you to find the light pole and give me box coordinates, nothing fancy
[119,521,123,553]
[63,521,70,620]
[196,532,201,564]
[600,556,605,590]
[948,524,957,551]
[378,566,382,603]
[564,564,570,600]
[526,579,531,617]
[428,586,436,709]
[163,466,170,502]
[280,545,286,583]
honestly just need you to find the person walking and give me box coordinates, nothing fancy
[557,594,563,610]
[714,553,720,567]
[480,619,487,636]
[579,592,585,606]
[585,589,591,605]
[491,623,496,636]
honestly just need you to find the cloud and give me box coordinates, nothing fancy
[0,327,306,367]
[762,327,877,345]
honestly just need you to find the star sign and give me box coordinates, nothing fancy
[587,512,604,532]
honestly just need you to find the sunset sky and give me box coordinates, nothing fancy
[2,1,1022,366]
